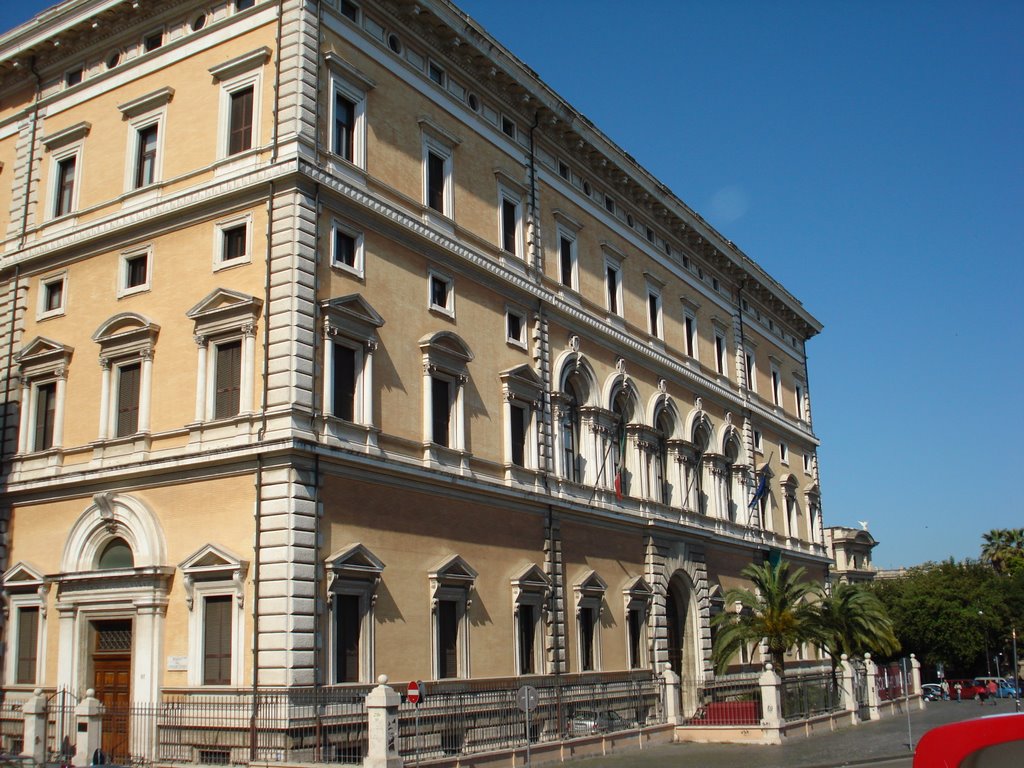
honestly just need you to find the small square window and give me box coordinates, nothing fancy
[712,277,720,292]
[605,196,615,214]
[236,0,256,11]
[144,32,163,52]
[646,226,654,243]
[501,115,516,139]
[558,160,570,180]
[428,271,453,316]
[506,309,526,348]
[215,217,252,268]
[39,273,67,319]
[65,67,83,87]
[339,0,359,22]
[223,225,247,262]
[331,222,363,276]
[428,61,446,86]
[120,250,151,296]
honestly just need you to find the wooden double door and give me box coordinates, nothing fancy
[91,620,132,761]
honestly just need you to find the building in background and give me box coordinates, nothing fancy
[0,0,827,756]
[825,525,879,584]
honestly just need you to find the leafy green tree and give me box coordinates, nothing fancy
[870,559,1023,676]
[712,559,821,675]
[812,582,900,675]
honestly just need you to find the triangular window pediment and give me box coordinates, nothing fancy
[179,544,248,581]
[500,365,543,403]
[16,337,74,376]
[622,575,653,600]
[322,294,385,330]
[511,563,551,595]
[574,569,607,601]
[326,543,385,581]
[187,289,262,335]
[430,554,477,587]
[2,562,47,591]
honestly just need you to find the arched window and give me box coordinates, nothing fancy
[611,388,634,498]
[560,373,587,483]
[97,538,134,570]
[692,421,711,514]
[654,408,674,504]
[724,434,740,521]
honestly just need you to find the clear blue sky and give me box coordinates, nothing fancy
[3,2,1022,569]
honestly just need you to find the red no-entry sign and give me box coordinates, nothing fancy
[407,680,421,704]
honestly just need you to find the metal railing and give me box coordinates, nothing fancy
[397,672,663,762]
[875,664,904,702]
[678,674,762,726]
[780,670,842,722]
[0,699,23,755]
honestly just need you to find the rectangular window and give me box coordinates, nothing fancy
[431,377,451,447]
[45,280,64,312]
[753,430,763,452]
[517,604,535,674]
[604,196,615,214]
[332,343,356,422]
[334,92,355,160]
[510,402,527,467]
[795,384,805,418]
[558,160,570,180]
[437,599,458,679]
[335,593,361,683]
[501,115,516,139]
[606,263,620,315]
[116,363,141,437]
[16,607,40,685]
[647,289,661,339]
[771,367,782,405]
[214,341,242,419]
[144,31,163,52]
[506,309,525,347]
[339,0,359,22]
[228,86,254,155]
[428,61,446,87]
[33,382,57,451]
[134,124,158,188]
[780,442,789,463]
[715,334,726,375]
[334,228,356,268]
[429,272,452,314]
[684,314,696,358]
[803,453,812,473]
[579,607,596,671]
[627,608,643,669]
[222,224,247,263]
[236,0,256,10]
[124,253,149,291]
[501,197,519,255]
[203,595,232,686]
[426,151,446,213]
[559,234,575,288]
[745,352,756,391]
[65,67,83,87]
[55,156,76,217]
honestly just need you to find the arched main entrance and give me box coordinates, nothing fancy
[665,570,702,715]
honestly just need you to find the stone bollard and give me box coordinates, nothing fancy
[21,688,48,766]
[75,689,104,767]
[662,663,681,725]
[759,663,783,731]
[839,654,859,722]
[910,654,924,710]
[863,653,881,721]
[364,675,403,768]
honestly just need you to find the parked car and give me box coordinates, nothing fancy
[921,683,943,701]
[566,709,635,736]
[946,679,985,700]
[974,676,1020,698]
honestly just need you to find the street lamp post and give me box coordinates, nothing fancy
[979,610,991,676]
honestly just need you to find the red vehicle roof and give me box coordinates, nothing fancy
[913,713,1024,768]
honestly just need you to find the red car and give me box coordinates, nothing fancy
[946,678,985,700]
[914,712,1024,767]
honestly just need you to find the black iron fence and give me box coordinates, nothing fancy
[678,674,762,726]
[780,670,842,722]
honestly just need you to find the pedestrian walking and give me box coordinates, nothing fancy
[955,682,962,702]
[987,680,997,705]
[940,680,949,700]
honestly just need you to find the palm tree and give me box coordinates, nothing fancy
[813,582,900,677]
[711,559,821,675]
[981,529,1024,574]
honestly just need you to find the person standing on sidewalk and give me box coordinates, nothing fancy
[987,680,997,704]
[955,682,962,702]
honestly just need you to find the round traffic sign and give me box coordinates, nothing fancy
[407,681,420,704]
[517,684,538,713]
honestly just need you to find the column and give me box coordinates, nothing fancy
[864,653,881,720]
[839,654,859,722]
[97,358,111,440]
[53,371,67,447]
[17,381,31,453]
[20,688,47,765]
[662,664,681,724]
[361,340,377,427]
[138,350,153,433]
[421,362,432,444]
[759,662,783,736]
[911,654,924,709]
[241,323,256,413]
[194,335,208,422]
[322,326,335,416]
[75,690,103,767]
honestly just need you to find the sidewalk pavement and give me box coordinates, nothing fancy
[567,698,1022,768]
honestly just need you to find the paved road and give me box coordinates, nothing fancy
[566,698,1022,768]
